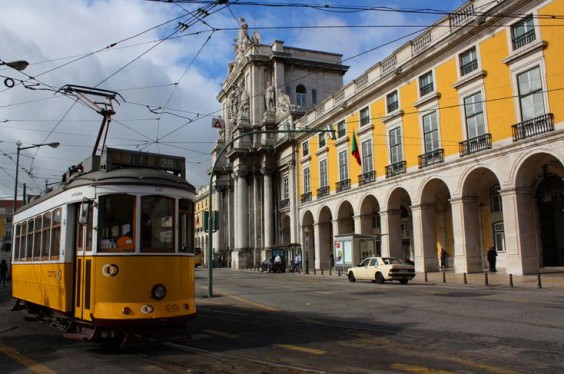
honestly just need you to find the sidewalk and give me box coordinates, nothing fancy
[241,266,564,290]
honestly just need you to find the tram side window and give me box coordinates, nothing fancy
[98,194,135,253]
[26,219,34,261]
[41,212,52,260]
[33,216,43,261]
[141,196,174,253]
[179,199,194,253]
[14,223,23,262]
[51,209,62,260]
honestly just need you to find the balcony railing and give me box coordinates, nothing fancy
[459,133,492,156]
[420,82,434,97]
[336,179,351,192]
[418,149,444,168]
[317,185,330,198]
[512,29,536,50]
[280,198,290,209]
[358,170,376,185]
[385,161,406,178]
[460,59,478,76]
[300,192,312,203]
[512,113,554,141]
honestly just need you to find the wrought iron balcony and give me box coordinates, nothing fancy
[460,59,478,76]
[280,198,290,209]
[418,149,444,168]
[459,133,492,157]
[512,113,554,141]
[358,170,376,186]
[300,192,312,203]
[512,29,536,50]
[336,179,351,192]
[317,185,330,198]
[385,161,406,178]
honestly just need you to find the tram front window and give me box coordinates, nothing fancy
[98,194,135,252]
[141,196,174,253]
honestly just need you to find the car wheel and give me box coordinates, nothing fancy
[400,278,409,285]
[348,272,356,282]
[375,272,385,284]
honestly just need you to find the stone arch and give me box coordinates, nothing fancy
[459,167,501,272]
[512,152,564,270]
[301,210,315,271]
[418,179,453,271]
[317,206,333,270]
[385,187,413,259]
[336,200,354,234]
[359,194,381,253]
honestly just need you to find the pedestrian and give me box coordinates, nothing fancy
[0,259,8,287]
[293,253,302,272]
[440,248,447,269]
[487,247,497,272]
[274,254,282,273]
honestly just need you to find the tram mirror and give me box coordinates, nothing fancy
[79,202,92,225]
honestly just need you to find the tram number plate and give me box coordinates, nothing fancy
[166,304,179,313]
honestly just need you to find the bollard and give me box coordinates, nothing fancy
[329,267,332,276]
[485,272,489,286]
[442,271,446,283]
[509,274,513,287]
[338,268,342,277]
[424,272,428,282]
[463,272,467,285]
[321,267,324,275]
[537,273,542,289]
[313,267,316,275]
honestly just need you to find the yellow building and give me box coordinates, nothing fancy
[213,0,564,275]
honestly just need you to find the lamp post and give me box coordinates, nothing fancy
[13,141,60,216]
[206,128,335,298]
[0,60,30,71]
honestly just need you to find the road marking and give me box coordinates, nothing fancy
[197,286,281,312]
[274,344,326,355]
[203,329,239,339]
[391,363,454,373]
[445,355,519,374]
[0,341,57,374]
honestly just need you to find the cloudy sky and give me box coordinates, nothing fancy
[0,0,467,199]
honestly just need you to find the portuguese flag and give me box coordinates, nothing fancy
[351,131,361,166]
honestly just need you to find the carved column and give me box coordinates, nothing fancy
[263,169,274,249]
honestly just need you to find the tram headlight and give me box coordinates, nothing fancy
[151,284,167,300]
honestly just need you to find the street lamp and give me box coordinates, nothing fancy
[13,141,60,216]
[0,60,29,71]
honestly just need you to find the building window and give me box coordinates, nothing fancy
[517,66,545,121]
[302,140,309,157]
[386,91,399,113]
[464,92,485,139]
[460,47,478,76]
[338,150,349,182]
[319,159,328,188]
[282,175,289,200]
[493,222,506,252]
[361,139,373,173]
[296,84,307,108]
[337,120,346,138]
[312,89,317,105]
[303,167,311,193]
[389,127,403,164]
[422,111,440,152]
[318,133,326,149]
[360,106,370,126]
[419,71,434,97]
[490,185,502,213]
[511,16,535,50]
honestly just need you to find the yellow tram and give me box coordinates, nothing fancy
[11,147,197,342]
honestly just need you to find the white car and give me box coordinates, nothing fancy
[347,257,415,284]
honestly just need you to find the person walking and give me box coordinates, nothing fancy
[487,247,498,272]
[440,248,448,269]
[293,253,302,272]
[0,259,8,287]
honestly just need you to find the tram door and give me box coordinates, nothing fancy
[74,202,94,321]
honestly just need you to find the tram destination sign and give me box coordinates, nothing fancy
[101,147,186,177]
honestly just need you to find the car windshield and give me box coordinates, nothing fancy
[382,257,403,265]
